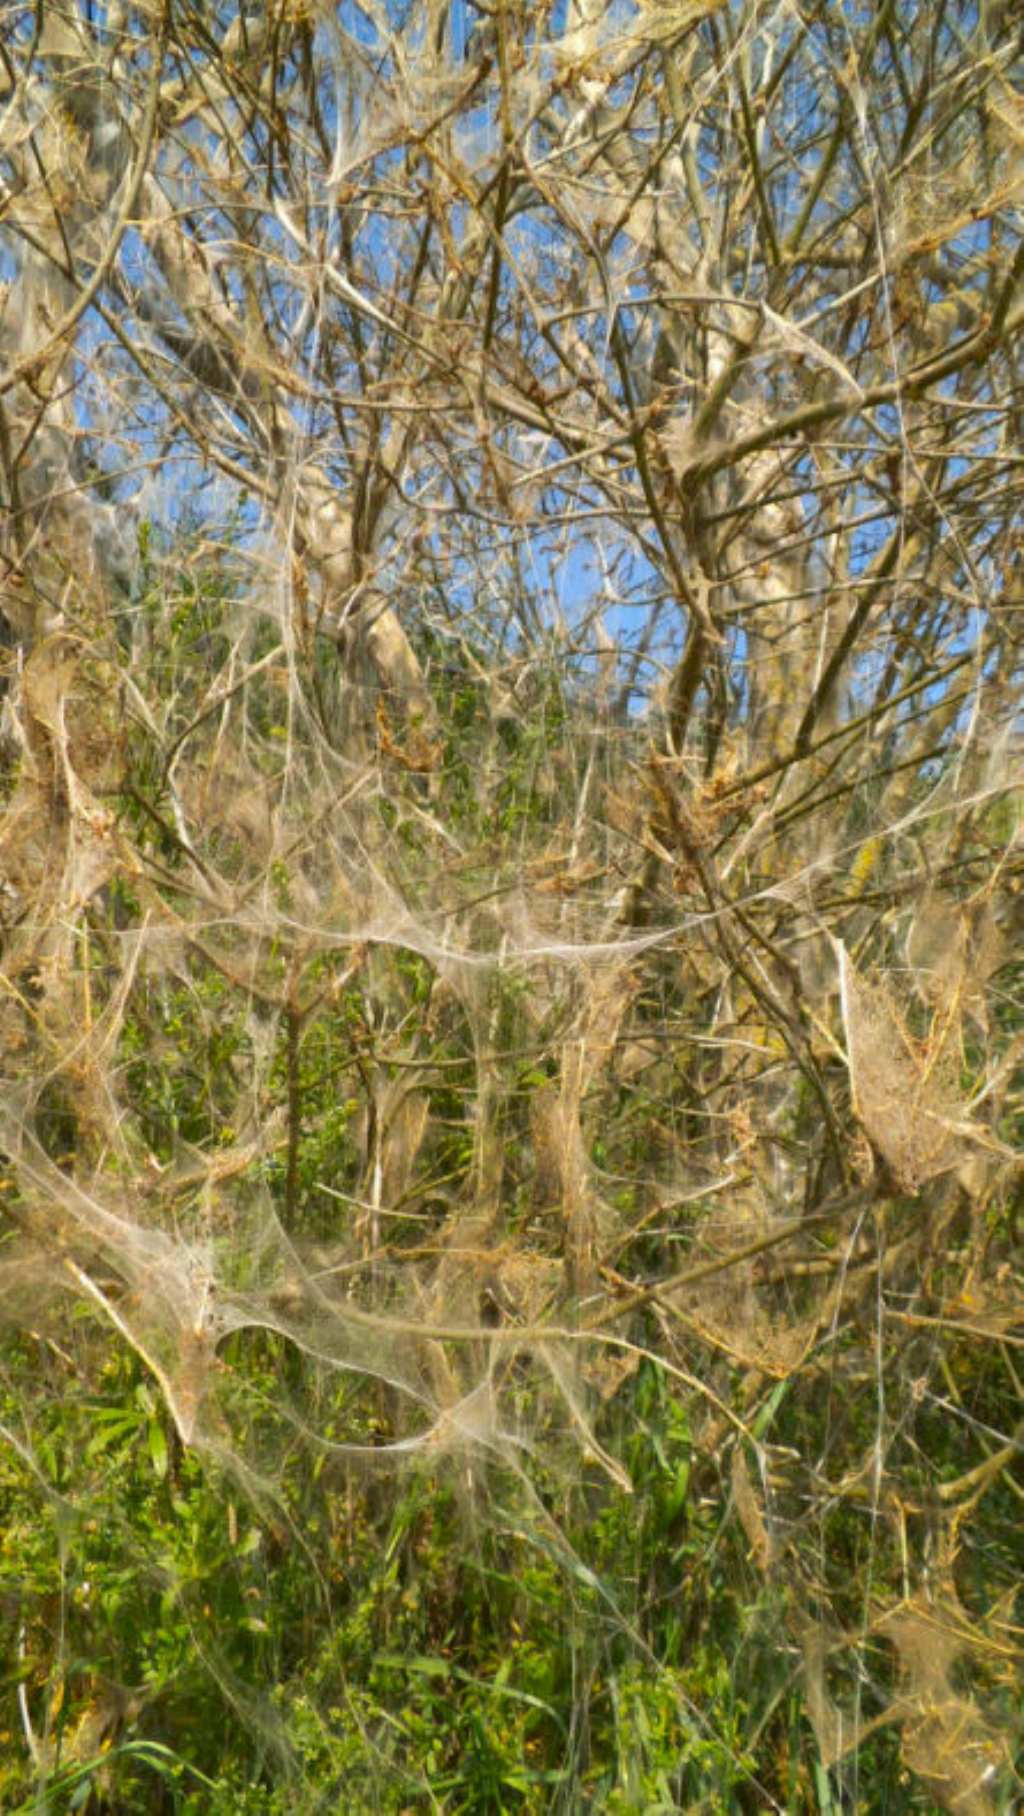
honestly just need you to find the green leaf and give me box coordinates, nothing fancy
[84,1415,139,1460]
[148,1419,168,1480]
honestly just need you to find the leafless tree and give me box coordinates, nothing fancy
[1,2,1021,1805]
